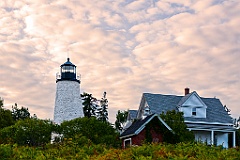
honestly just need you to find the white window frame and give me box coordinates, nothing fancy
[124,138,132,148]
[192,107,197,116]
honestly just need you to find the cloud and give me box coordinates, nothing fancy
[0,0,240,123]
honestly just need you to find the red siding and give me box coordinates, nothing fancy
[122,127,163,148]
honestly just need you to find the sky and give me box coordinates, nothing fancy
[0,0,239,123]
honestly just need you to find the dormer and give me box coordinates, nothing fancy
[137,95,151,120]
[178,90,207,118]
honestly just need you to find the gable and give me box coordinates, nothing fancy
[181,92,207,108]
[136,95,151,119]
[178,92,207,118]
[120,114,172,139]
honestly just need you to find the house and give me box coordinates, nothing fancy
[120,114,173,148]
[122,88,236,148]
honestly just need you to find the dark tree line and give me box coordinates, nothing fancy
[0,95,118,147]
[0,98,31,130]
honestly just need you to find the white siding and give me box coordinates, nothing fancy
[194,131,211,144]
[216,133,228,148]
[54,81,84,124]
[180,93,207,118]
[181,107,192,117]
[184,95,204,106]
[194,131,229,148]
[196,108,206,118]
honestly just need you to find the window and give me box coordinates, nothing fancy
[124,138,132,148]
[62,66,74,73]
[192,108,197,116]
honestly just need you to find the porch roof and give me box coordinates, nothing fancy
[186,123,236,131]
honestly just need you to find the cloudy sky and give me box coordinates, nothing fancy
[0,0,239,123]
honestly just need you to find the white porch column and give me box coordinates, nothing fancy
[233,131,236,147]
[211,130,214,145]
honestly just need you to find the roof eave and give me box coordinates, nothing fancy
[185,120,234,126]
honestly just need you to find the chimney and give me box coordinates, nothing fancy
[185,88,190,95]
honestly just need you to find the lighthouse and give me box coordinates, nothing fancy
[53,58,84,124]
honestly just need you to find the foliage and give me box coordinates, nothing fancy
[234,116,240,128]
[60,117,121,148]
[0,98,15,129]
[144,116,175,144]
[115,110,128,131]
[237,128,240,146]
[0,108,14,130]
[160,110,195,143]
[95,92,108,122]
[11,103,30,121]
[0,118,55,146]
[0,142,240,159]
[0,97,3,108]
[81,92,97,118]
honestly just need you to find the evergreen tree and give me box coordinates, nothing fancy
[12,103,30,121]
[115,110,128,131]
[96,92,108,122]
[81,92,97,118]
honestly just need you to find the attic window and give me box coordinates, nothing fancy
[192,108,197,116]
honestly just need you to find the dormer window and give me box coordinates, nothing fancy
[179,92,207,118]
[192,108,197,116]
[143,106,151,118]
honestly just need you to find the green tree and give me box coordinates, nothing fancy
[81,92,97,118]
[0,97,3,108]
[60,117,120,148]
[236,128,240,146]
[0,118,55,146]
[0,98,14,129]
[12,103,30,121]
[115,110,128,132]
[160,110,194,143]
[96,92,108,122]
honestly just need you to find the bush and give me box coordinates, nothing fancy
[0,118,55,146]
[60,117,121,148]
[0,142,240,159]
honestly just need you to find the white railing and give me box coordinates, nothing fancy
[56,72,61,80]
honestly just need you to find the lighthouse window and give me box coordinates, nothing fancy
[62,66,74,73]
[69,66,74,73]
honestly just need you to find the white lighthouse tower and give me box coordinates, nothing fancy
[53,58,84,124]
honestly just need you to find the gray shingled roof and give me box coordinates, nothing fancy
[143,93,233,124]
[128,110,138,120]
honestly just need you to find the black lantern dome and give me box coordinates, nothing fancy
[56,58,80,83]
